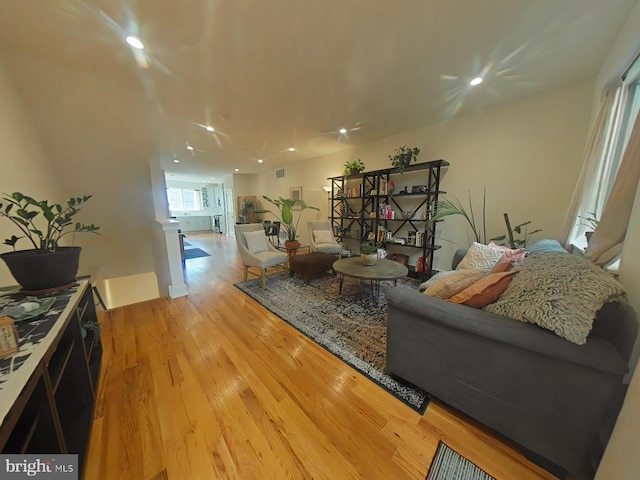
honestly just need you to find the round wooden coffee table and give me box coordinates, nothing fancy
[333,257,408,306]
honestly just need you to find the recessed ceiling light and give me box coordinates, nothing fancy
[205,126,215,132]
[126,36,144,50]
[234,168,239,172]
[470,77,484,86]
[173,159,180,163]
[339,128,347,134]
[258,159,264,163]
[288,147,296,152]
[186,145,194,151]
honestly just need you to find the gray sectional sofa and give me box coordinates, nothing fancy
[386,240,637,475]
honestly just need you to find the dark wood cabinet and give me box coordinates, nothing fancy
[0,280,101,475]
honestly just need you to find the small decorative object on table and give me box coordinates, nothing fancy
[360,241,378,266]
[0,316,19,359]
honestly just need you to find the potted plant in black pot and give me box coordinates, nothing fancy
[389,146,420,173]
[343,158,365,177]
[0,192,99,292]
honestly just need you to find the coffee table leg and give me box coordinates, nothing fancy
[339,274,344,293]
[371,280,381,307]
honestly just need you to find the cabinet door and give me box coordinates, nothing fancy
[1,372,61,454]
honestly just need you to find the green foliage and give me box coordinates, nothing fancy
[0,192,99,253]
[578,212,599,230]
[343,158,365,177]
[238,198,255,223]
[430,189,487,244]
[388,145,420,173]
[360,241,377,255]
[491,214,542,249]
[255,196,319,241]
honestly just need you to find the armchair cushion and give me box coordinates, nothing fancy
[313,230,335,244]
[244,230,269,254]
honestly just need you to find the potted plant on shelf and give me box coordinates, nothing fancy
[255,196,319,248]
[360,241,378,265]
[0,192,100,292]
[389,146,420,173]
[343,158,365,177]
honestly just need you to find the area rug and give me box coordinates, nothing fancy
[235,272,429,413]
[426,442,495,480]
[184,248,210,259]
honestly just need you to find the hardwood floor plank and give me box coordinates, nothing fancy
[85,232,559,479]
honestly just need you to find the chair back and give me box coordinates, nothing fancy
[235,224,269,263]
[308,221,339,252]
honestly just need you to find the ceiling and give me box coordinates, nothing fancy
[0,0,636,183]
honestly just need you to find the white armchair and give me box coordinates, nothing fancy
[235,224,289,289]
[307,221,341,256]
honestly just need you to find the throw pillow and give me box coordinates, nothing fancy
[484,252,626,345]
[313,230,334,244]
[448,271,516,308]
[243,230,269,254]
[488,242,528,265]
[424,269,485,299]
[456,242,504,272]
[418,270,458,291]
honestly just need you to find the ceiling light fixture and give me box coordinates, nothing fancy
[470,77,484,86]
[234,168,240,172]
[258,159,264,163]
[173,159,180,163]
[339,128,347,134]
[186,145,194,151]
[288,147,296,152]
[205,126,215,132]
[125,36,144,50]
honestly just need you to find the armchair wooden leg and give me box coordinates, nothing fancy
[261,269,267,289]
[244,265,249,282]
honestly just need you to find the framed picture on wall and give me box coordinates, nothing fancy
[290,186,302,208]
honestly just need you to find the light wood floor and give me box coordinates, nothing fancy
[84,232,557,480]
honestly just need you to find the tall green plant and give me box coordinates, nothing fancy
[0,192,99,253]
[430,188,487,244]
[255,196,319,242]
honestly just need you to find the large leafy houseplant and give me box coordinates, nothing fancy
[255,196,319,245]
[0,192,99,291]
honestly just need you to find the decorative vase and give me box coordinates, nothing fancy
[0,246,81,292]
[361,253,377,266]
[285,240,301,249]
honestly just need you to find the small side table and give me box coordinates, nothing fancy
[276,243,310,267]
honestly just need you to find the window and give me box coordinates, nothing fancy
[167,188,203,212]
[570,54,640,251]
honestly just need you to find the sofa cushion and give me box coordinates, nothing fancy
[424,269,484,299]
[484,252,626,345]
[456,242,504,272]
[448,271,515,308]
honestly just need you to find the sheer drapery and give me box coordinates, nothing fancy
[562,85,626,247]
[586,108,640,265]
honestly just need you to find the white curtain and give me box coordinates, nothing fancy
[562,85,626,247]
[586,107,640,265]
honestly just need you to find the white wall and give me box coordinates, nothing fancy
[592,1,640,478]
[2,49,159,284]
[251,80,593,270]
[0,52,63,287]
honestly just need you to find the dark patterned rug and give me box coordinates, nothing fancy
[426,442,495,480]
[235,272,429,413]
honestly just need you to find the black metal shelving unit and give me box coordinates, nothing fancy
[328,159,449,281]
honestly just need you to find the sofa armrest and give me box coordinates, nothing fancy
[386,286,628,375]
